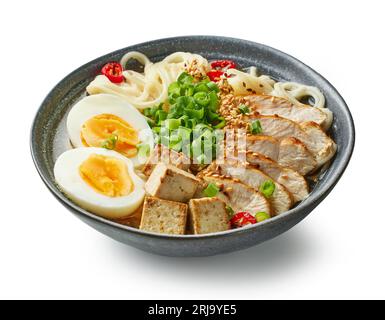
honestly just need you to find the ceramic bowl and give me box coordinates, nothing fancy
[30,36,355,256]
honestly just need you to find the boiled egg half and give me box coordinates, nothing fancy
[54,147,145,219]
[67,94,153,167]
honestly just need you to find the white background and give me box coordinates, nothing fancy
[1,0,384,300]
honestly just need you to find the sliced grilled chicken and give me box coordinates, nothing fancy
[246,135,279,161]
[300,121,337,165]
[242,94,330,130]
[278,137,317,175]
[245,115,336,168]
[206,161,293,215]
[246,135,316,175]
[246,152,309,202]
[199,175,272,216]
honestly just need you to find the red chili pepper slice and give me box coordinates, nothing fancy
[208,60,237,82]
[207,70,224,82]
[211,60,236,70]
[101,62,124,83]
[230,212,257,228]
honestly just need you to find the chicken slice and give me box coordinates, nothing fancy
[242,94,330,130]
[278,137,317,175]
[246,152,309,202]
[206,161,293,215]
[246,135,316,175]
[245,115,336,168]
[199,175,272,216]
[246,135,279,160]
[300,121,337,165]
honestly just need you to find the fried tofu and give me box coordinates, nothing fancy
[145,163,199,202]
[139,197,188,235]
[188,197,230,234]
[114,204,143,228]
[142,144,190,176]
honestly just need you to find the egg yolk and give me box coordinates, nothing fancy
[79,154,133,197]
[81,114,139,158]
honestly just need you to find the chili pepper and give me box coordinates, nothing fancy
[207,70,224,82]
[211,60,236,70]
[101,62,124,83]
[230,211,257,228]
[207,60,237,82]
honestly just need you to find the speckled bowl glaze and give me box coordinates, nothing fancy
[31,36,355,256]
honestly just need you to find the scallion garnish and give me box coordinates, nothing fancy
[255,211,271,222]
[177,72,194,85]
[101,134,118,150]
[250,119,263,134]
[163,118,181,130]
[226,205,235,217]
[144,71,226,163]
[206,81,220,92]
[259,180,275,198]
[238,104,250,114]
[137,143,150,157]
[203,183,220,197]
[193,92,210,107]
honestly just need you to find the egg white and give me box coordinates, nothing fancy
[54,147,145,219]
[67,94,154,167]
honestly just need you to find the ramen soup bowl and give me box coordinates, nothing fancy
[31,36,354,256]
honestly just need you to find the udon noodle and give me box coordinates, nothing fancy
[87,52,209,109]
[87,51,332,129]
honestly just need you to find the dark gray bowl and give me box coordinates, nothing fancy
[30,36,355,257]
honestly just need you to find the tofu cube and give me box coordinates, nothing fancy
[145,163,199,202]
[188,197,231,234]
[142,144,191,176]
[139,197,188,235]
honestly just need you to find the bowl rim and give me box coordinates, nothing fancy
[30,35,355,240]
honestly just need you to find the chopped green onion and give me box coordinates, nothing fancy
[163,118,181,130]
[226,205,235,217]
[238,104,250,114]
[200,129,213,140]
[175,96,195,110]
[182,84,195,96]
[145,73,225,162]
[177,72,194,85]
[203,183,220,197]
[177,127,192,140]
[213,118,226,129]
[194,83,209,93]
[207,81,220,92]
[194,123,212,134]
[259,180,275,198]
[137,143,150,158]
[146,118,155,128]
[208,91,219,111]
[255,211,271,222]
[101,134,118,150]
[191,138,203,157]
[143,108,152,117]
[154,110,167,124]
[168,82,181,95]
[250,119,263,134]
[178,115,189,126]
[194,92,210,107]
[185,107,204,120]
[152,126,161,134]
[207,110,220,122]
[169,135,182,151]
[168,92,180,105]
